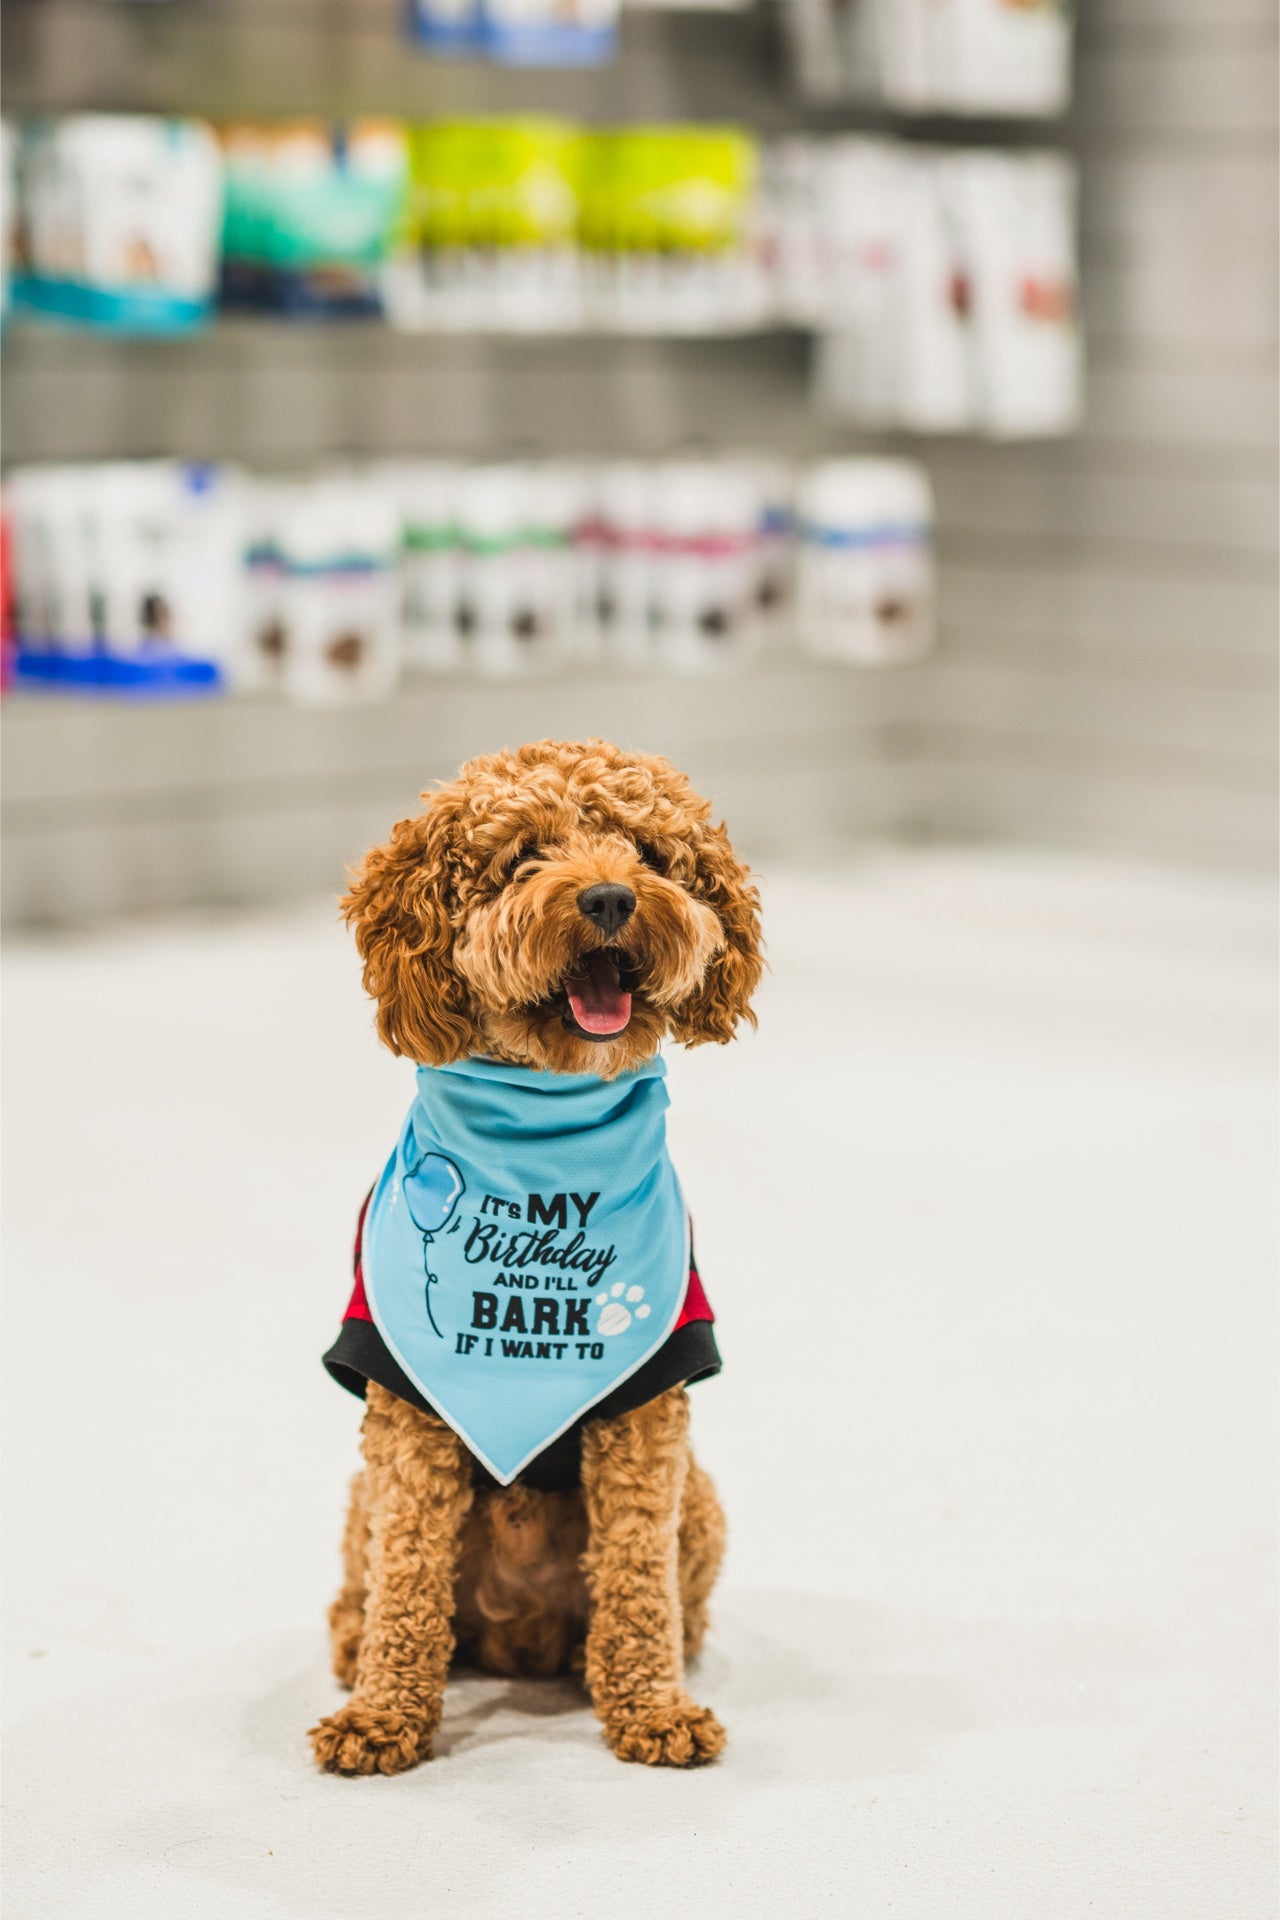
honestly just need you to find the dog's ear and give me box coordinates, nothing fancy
[341,791,481,1065]
[666,817,763,1047]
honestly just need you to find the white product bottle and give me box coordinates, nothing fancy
[9,466,97,654]
[944,150,1081,438]
[391,461,463,671]
[590,462,656,669]
[796,460,935,666]
[163,464,246,674]
[535,461,588,663]
[238,478,291,694]
[744,456,796,650]
[276,477,401,706]
[650,460,760,674]
[455,464,572,677]
[88,462,184,658]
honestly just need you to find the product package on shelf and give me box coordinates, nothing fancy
[795,460,935,666]
[383,121,583,332]
[406,0,485,55]
[453,462,583,676]
[811,144,1080,437]
[407,0,619,66]
[648,459,765,672]
[382,121,764,334]
[482,0,619,66]
[942,149,1081,437]
[384,461,465,672]
[240,479,293,695]
[9,462,243,691]
[219,121,408,318]
[4,454,936,702]
[747,456,797,642]
[243,475,402,704]
[11,117,223,333]
[579,127,765,334]
[766,136,901,342]
[580,462,656,667]
[929,0,1074,117]
[786,0,1073,117]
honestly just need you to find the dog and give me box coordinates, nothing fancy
[309,737,762,1774]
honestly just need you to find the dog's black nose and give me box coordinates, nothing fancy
[577,883,636,937]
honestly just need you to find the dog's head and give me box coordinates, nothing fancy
[342,738,762,1078]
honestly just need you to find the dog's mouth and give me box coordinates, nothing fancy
[557,947,640,1040]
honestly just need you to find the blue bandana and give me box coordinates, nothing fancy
[360,1055,690,1484]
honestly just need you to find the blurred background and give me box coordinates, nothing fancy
[2,4,1276,1918]
[0,0,1273,907]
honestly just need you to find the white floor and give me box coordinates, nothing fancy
[3,850,1276,1920]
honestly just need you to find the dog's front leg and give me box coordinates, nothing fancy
[310,1383,472,1776]
[581,1386,726,1767]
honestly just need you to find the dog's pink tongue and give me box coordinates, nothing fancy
[565,953,632,1036]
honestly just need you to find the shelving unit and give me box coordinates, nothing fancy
[2,0,1276,926]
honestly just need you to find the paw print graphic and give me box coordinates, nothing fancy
[596,1282,651,1338]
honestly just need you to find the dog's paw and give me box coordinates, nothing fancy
[309,1703,432,1777]
[604,1696,726,1768]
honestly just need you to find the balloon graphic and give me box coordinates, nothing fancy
[402,1143,465,1338]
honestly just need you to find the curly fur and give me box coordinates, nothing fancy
[339,737,761,1078]
[310,739,760,1774]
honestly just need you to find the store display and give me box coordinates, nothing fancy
[0,117,1081,443]
[219,121,408,318]
[384,121,763,335]
[5,456,935,701]
[8,462,242,692]
[795,461,935,666]
[11,116,222,332]
[807,140,1081,436]
[787,0,1073,117]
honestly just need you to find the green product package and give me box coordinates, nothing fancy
[221,123,408,271]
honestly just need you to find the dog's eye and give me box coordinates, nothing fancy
[636,842,667,874]
[509,844,542,876]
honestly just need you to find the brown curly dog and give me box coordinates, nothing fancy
[309,738,762,1775]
